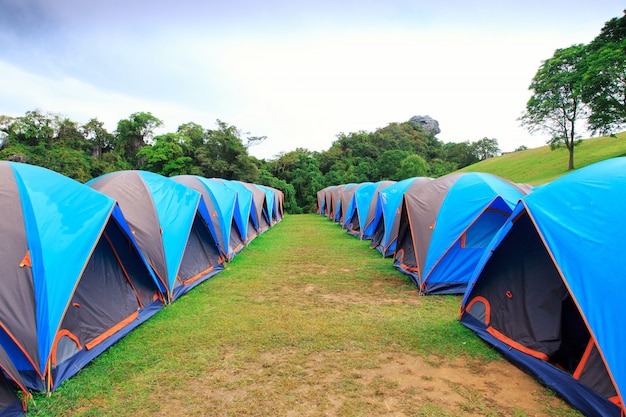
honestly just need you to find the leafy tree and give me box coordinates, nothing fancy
[137,133,193,176]
[270,148,324,211]
[114,112,162,166]
[397,154,428,179]
[82,118,113,159]
[582,12,626,135]
[10,110,55,147]
[443,141,478,169]
[471,137,500,160]
[521,44,588,170]
[428,158,457,177]
[377,149,410,180]
[515,145,529,152]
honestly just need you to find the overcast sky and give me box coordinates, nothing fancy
[0,1,623,160]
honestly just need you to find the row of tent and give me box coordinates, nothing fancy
[317,157,626,417]
[0,162,284,415]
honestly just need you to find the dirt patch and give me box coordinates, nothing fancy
[154,349,573,417]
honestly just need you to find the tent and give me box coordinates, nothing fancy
[217,179,258,242]
[461,158,626,417]
[88,170,224,303]
[393,172,529,294]
[370,178,432,257]
[328,184,356,223]
[347,181,395,239]
[256,184,276,226]
[242,182,271,233]
[172,175,245,261]
[1,162,163,391]
[326,184,345,221]
[316,186,335,216]
[268,186,285,222]
[338,183,363,227]
[0,345,30,416]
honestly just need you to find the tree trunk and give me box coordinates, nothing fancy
[568,144,575,170]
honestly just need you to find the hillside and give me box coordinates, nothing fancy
[458,131,626,185]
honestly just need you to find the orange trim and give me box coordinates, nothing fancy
[486,326,549,361]
[573,338,595,380]
[465,296,491,325]
[0,320,42,378]
[85,310,139,350]
[460,232,466,249]
[608,396,622,407]
[231,243,244,254]
[51,330,82,367]
[19,250,31,268]
[400,263,420,273]
[182,265,215,286]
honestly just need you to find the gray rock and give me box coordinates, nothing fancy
[409,115,441,135]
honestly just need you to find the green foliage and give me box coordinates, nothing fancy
[471,137,500,161]
[397,154,428,178]
[114,111,163,166]
[583,12,626,135]
[137,133,193,176]
[521,44,588,170]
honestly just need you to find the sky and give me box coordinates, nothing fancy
[0,1,623,160]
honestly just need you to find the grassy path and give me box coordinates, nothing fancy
[32,214,580,416]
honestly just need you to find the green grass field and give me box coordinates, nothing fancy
[459,131,626,184]
[30,214,581,416]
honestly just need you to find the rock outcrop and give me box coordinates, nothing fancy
[409,115,441,135]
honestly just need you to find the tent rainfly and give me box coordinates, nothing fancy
[461,158,626,417]
[216,179,258,243]
[369,177,432,257]
[394,172,529,294]
[88,170,224,303]
[173,175,245,261]
[0,162,163,391]
[349,180,396,239]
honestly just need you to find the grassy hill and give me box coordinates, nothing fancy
[458,131,626,185]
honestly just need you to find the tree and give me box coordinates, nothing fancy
[114,112,162,167]
[521,44,588,170]
[471,137,500,161]
[397,154,428,179]
[204,120,259,181]
[137,133,193,176]
[377,149,410,180]
[582,12,626,135]
[443,141,478,169]
[82,118,113,159]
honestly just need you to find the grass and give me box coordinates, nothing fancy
[29,214,580,416]
[459,131,626,184]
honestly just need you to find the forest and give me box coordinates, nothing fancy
[0,110,498,213]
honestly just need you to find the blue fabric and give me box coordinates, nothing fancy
[220,179,256,234]
[374,178,418,254]
[520,158,626,410]
[257,185,275,225]
[11,163,114,377]
[347,182,377,234]
[138,171,201,294]
[461,158,626,414]
[196,177,238,258]
[422,174,525,292]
